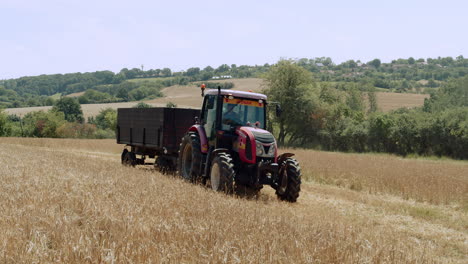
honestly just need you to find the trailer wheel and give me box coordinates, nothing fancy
[276,158,301,202]
[177,132,202,181]
[122,150,137,167]
[209,152,235,193]
[121,149,128,164]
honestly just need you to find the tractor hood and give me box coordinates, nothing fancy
[235,126,277,163]
[237,126,276,144]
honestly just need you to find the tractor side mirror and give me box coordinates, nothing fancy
[275,104,282,117]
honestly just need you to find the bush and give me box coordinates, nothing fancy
[56,123,97,138]
[22,110,67,138]
[0,110,11,136]
[133,102,151,108]
[94,108,117,130]
[78,89,115,104]
[195,82,235,89]
[166,102,177,108]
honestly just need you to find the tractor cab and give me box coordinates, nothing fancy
[200,89,268,151]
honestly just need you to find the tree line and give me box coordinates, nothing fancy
[0,97,162,139]
[1,55,466,109]
[1,57,467,159]
[265,60,468,159]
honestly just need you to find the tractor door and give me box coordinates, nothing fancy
[201,95,218,146]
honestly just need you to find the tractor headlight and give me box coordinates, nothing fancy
[267,143,276,156]
[256,141,264,156]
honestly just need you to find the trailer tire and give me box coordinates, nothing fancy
[276,158,301,202]
[209,152,235,193]
[122,150,137,167]
[177,132,202,181]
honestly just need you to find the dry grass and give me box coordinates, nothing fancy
[376,92,429,112]
[0,138,467,263]
[65,91,85,98]
[289,148,468,206]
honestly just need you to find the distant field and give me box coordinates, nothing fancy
[127,76,175,83]
[5,78,428,117]
[0,137,466,263]
[376,92,429,112]
[64,91,85,98]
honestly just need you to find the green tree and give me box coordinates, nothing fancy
[263,60,316,145]
[346,87,365,113]
[52,97,84,123]
[367,87,378,113]
[0,110,11,136]
[95,108,117,130]
[186,67,200,76]
[215,64,230,74]
[203,66,214,72]
[161,68,172,77]
[368,59,381,68]
[45,97,55,106]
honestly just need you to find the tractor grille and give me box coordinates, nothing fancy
[246,136,252,160]
[251,130,275,144]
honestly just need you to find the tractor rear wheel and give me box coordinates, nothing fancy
[177,132,202,181]
[276,158,301,202]
[122,150,137,167]
[209,152,235,193]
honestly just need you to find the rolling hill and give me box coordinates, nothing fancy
[4,78,428,118]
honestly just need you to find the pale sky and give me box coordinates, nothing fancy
[1,0,466,79]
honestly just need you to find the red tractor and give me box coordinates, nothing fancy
[177,87,301,202]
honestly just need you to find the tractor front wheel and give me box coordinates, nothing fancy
[209,152,235,193]
[276,158,301,202]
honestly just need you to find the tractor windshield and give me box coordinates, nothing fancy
[221,97,265,130]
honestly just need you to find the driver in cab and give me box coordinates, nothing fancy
[223,104,242,126]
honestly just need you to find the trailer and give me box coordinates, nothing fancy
[117,107,200,171]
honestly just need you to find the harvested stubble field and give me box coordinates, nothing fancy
[0,138,467,263]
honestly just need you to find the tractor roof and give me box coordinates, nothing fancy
[205,89,267,100]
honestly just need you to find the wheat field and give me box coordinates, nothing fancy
[0,137,466,263]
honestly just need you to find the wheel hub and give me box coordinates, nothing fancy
[210,163,221,191]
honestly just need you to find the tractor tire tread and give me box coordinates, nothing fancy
[277,158,301,202]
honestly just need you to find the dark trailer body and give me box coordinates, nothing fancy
[117,107,200,160]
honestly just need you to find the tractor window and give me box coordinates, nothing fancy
[221,98,265,130]
[203,95,217,140]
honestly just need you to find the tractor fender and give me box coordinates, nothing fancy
[277,153,295,165]
[236,127,257,164]
[189,125,208,153]
[212,148,230,158]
